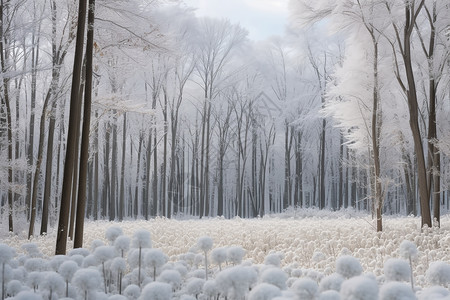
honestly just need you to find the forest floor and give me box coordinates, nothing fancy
[1,208,450,299]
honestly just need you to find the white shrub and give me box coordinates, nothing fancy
[319,273,345,292]
[157,270,182,290]
[105,226,123,244]
[123,284,140,300]
[291,278,318,300]
[260,268,287,290]
[336,255,363,279]
[384,258,411,282]
[319,290,341,300]
[426,261,450,286]
[340,276,378,300]
[379,282,415,300]
[139,282,171,300]
[227,246,246,265]
[248,283,281,300]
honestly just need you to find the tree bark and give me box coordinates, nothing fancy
[55,0,87,255]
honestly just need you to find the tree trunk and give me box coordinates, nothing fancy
[55,0,87,255]
[74,0,95,248]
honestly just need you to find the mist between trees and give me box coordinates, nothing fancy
[0,0,449,249]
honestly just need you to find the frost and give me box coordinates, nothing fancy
[114,236,131,257]
[211,247,227,270]
[14,291,43,300]
[123,284,141,300]
[185,277,205,297]
[417,286,450,300]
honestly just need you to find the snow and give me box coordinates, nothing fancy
[3,212,450,298]
[248,283,282,300]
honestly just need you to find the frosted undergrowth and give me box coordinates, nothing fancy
[1,210,450,299]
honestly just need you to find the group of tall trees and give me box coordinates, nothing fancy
[0,0,449,251]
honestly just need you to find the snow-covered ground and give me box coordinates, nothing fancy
[2,209,450,299]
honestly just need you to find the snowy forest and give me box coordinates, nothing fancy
[0,0,450,243]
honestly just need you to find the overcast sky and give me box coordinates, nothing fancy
[184,0,290,40]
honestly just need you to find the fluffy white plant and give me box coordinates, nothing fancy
[203,280,219,299]
[340,276,378,300]
[111,257,127,294]
[185,278,205,298]
[72,268,102,300]
[379,282,415,300]
[105,226,124,244]
[215,265,257,298]
[319,273,345,292]
[425,261,450,286]
[291,278,318,300]
[319,290,341,300]
[114,235,131,258]
[14,291,43,300]
[145,249,167,281]
[58,260,79,298]
[197,236,213,280]
[139,282,172,300]
[211,247,227,271]
[123,284,140,300]
[398,240,418,289]
[157,270,182,291]
[5,279,23,297]
[336,255,363,279]
[248,283,281,300]
[132,230,152,287]
[264,253,283,267]
[41,271,65,300]
[227,246,246,265]
[260,268,288,290]
[417,286,450,300]
[94,245,116,293]
[0,243,14,300]
[383,258,411,282]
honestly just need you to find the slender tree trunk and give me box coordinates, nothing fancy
[55,0,87,255]
[119,113,126,220]
[74,0,95,248]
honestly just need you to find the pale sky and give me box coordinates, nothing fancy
[184,0,290,40]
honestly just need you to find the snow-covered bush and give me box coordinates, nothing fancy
[248,283,281,300]
[425,261,450,286]
[145,249,167,280]
[72,268,102,300]
[58,260,78,297]
[211,247,227,271]
[114,236,131,258]
[157,269,182,291]
[123,284,140,300]
[197,236,213,280]
[319,273,344,292]
[227,246,246,265]
[139,282,172,300]
[291,278,318,300]
[260,268,288,290]
[383,258,411,282]
[185,278,205,298]
[336,255,363,279]
[379,282,415,300]
[340,276,378,300]
[264,253,283,267]
[106,226,123,244]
